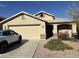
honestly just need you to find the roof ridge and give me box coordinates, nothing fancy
[34,10,55,17]
[0,11,47,24]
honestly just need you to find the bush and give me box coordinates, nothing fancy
[44,39,73,51]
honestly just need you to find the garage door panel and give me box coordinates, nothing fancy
[9,25,41,40]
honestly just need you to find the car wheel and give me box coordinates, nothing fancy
[18,36,22,43]
[0,43,8,53]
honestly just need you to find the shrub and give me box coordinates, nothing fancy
[44,39,73,51]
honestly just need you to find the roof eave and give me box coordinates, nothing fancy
[49,21,76,24]
[0,11,47,24]
[34,10,55,17]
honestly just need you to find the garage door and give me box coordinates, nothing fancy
[8,25,41,40]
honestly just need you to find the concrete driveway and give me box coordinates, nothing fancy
[0,39,39,58]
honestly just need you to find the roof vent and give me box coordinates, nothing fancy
[40,13,44,17]
[22,14,25,20]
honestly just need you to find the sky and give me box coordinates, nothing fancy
[0,1,78,19]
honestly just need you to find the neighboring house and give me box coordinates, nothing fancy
[0,11,77,40]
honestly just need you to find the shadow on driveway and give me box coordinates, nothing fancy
[6,40,28,53]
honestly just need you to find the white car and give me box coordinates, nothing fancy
[0,29,22,53]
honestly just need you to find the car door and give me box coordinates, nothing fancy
[3,31,13,43]
[10,30,19,42]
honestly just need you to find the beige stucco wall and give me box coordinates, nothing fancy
[3,14,46,39]
[35,14,54,21]
[52,24,58,37]
[3,15,44,25]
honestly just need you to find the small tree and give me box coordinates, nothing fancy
[68,2,79,20]
[68,2,79,39]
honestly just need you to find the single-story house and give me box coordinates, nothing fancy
[34,11,77,38]
[0,11,77,40]
[0,11,47,40]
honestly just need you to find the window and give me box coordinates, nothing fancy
[10,31,17,35]
[22,14,25,20]
[10,31,15,35]
[0,32,2,36]
[53,16,55,19]
[3,31,10,36]
[40,13,44,17]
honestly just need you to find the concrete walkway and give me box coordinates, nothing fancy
[0,40,39,58]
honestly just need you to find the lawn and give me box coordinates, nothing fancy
[44,39,73,51]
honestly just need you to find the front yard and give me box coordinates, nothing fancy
[33,38,79,58]
[44,39,73,51]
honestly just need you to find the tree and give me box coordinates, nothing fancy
[68,1,79,21]
[0,16,5,21]
[68,2,79,39]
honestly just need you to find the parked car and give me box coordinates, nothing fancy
[0,29,22,53]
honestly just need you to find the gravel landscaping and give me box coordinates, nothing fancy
[33,39,79,58]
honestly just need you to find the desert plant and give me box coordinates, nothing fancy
[44,39,73,51]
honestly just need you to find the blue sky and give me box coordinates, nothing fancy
[0,1,78,19]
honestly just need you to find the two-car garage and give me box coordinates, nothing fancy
[2,11,46,40]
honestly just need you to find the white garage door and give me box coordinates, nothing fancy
[9,25,41,40]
